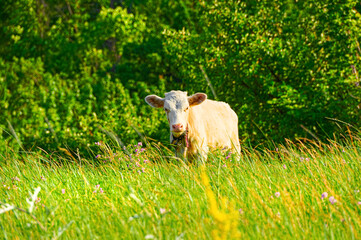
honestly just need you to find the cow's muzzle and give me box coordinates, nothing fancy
[171,124,185,136]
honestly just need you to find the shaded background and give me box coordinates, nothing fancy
[1,0,361,156]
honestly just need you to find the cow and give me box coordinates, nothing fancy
[145,90,240,163]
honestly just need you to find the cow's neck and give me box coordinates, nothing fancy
[171,126,189,159]
[171,127,189,148]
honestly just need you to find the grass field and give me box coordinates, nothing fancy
[1,136,361,239]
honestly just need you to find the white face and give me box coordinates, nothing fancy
[145,91,207,137]
[163,91,190,136]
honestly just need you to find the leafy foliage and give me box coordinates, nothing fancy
[1,0,361,154]
[163,1,361,142]
[0,0,168,153]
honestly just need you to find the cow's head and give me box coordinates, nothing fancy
[145,91,207,137]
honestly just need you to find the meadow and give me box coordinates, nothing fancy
[1,136,361,240]
[2,1,361,239]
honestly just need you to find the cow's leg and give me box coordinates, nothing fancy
[231,141,241,162]
[225,137,241,162]
[231,132,241,161]
[171,134,187,162]
[185,143,206,164]
[234,144,241,161]
[175,147,188,163]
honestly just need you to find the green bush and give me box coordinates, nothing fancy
[162,1,361,143]
[0,1,168,155]
[1,0,361,155]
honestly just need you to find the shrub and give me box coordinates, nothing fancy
[163,1,361,143]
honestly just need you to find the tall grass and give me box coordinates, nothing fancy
[1,136,361,239]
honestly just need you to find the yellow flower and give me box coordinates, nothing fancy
[201,167,241,240]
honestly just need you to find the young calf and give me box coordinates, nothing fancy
[145,90,240,162]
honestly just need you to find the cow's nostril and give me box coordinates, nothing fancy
[172,124,183,131]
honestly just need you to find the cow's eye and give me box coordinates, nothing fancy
[184,107,189,112]
[164,108,170,113]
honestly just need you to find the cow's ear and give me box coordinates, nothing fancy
[188,93,207,106]
[145,95,165,108]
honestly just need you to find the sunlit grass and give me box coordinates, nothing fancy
[1,137,361,239]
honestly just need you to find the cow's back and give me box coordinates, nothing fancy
[188,99,240,152]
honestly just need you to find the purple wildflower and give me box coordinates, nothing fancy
[144,159,149,164]
[275,192,281,198]
[61,189,65,194]
[321,192,328,200]
[329,196,336,205]
[138,142,142,147]
[12,177,20,182]
[160,208,166,214]
[357,201,361,205]
[282,164,286,169]
[96,184,100,189]
[140,148,146,152]
[96,154,101,159]
[95,142,101,146]
[41,176,46,181]
[99,188,104,194]
[239,208,243,214]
